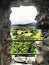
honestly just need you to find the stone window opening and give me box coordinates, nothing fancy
[0,0,49,65]
[9,3,44,64]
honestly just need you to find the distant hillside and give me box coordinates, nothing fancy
[11,22,36,27]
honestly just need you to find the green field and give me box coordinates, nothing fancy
[11,25,43,56]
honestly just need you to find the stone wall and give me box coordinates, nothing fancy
[34,0,49,65]
[0,8,11,65]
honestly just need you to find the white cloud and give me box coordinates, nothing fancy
[10,6,38,25]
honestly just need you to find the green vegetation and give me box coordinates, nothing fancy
[11,25,43,56]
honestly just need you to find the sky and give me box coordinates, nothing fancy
[10,6,38,25]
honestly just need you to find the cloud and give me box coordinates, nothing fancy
[10,6,38,25]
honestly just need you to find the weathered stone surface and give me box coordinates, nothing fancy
[35,0,49,64]
[35,30,49,65]
[0,8,11,65]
